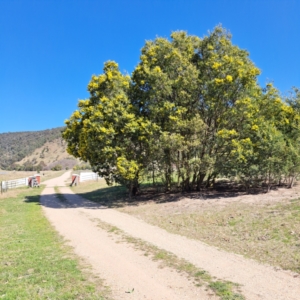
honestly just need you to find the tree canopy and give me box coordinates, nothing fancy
[63,26,300,195]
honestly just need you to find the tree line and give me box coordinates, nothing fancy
[63,26,300,195]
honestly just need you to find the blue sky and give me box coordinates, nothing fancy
[0,0,299,133]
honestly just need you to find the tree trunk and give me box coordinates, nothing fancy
[196,172,206,191]
[288,175,296,188]
[129,181,133,200]
[152,162,155,186]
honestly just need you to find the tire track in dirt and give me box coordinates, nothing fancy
[41,172,216,299]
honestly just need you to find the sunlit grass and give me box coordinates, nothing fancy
[0,188,109,299]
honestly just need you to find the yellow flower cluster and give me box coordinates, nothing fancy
[212,62,222,69]
[215,78,224,84]
[153,66,162,73]
[226,75,233,82]
[72,111,81,119]
[107,71,113,80]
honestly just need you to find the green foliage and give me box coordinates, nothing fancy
[63,61,154,194]
[73,163,91,171]
[51,164,62,171]
[63,26,300,193]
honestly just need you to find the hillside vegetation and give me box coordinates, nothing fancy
[16,138,78,170]
[0,127,77,170]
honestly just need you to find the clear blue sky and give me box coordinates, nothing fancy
[0,0,299,133]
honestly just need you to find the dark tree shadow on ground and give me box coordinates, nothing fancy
[24,182,292,210]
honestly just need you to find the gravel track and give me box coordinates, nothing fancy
[41,171,300,300]
[41,172,214,299]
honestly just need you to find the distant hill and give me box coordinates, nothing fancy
[0,127,78,170]
[15,137,80,170]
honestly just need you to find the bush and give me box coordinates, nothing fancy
[51,164,62,171]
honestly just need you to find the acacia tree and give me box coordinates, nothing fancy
[130,31,202,190]
[282,88,300,187]
[63,26,300,195]
[130,26,262,190]
[63,61,154,195]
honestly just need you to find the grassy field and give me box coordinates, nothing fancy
[0,187,110,299]
[120,197,300,273]
[72,180,300,274]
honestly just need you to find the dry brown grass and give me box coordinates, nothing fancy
[119,198,300,273]
[93,219,245,299]
[40,170,66,182]
[0,186,30,200]
[0,170,65,183]
[0,171,36,181]
[69,180,300,273]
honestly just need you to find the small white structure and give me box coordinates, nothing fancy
[71,172,100,186]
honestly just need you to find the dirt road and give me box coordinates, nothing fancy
[41,172,300,299]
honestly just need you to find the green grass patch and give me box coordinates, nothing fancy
[209,281,245,300]
[71,180,127,208]
[0,188,109,299]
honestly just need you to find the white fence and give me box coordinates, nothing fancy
[1,177,28,192]
[71,172,100,186]
[79,172,99,182]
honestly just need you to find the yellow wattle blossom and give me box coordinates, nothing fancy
[251,124,259,131]
[153,66,162,73]
[217,129,237,137]
[169,115,178,121]
[148,48,155,57]
[98,75,106,84]
[122,80,129,88]
[226,75,233,82]
[72,111,81,119]
[101,96,108,103]
[212,62,221,69]
[215,78,224,84]
[281,105,293,114]
[223,55,229,61]
[223,55,233,63]
[107,71,113,80]
[249,67,260,76]
[274,98,281,104]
